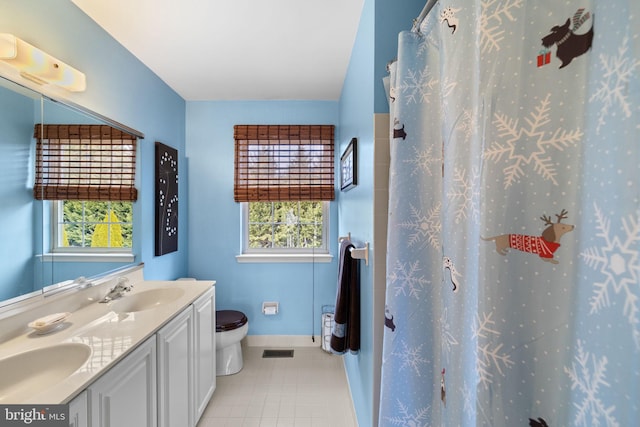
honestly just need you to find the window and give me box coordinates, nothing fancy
[34,124,138,260]
[234,125,334,262]
[243,201,328,251]
[53,201,133,251]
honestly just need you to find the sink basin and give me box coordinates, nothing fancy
[110,287,185,313]
[0,343,91,403]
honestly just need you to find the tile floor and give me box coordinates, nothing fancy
[197,346,358,427]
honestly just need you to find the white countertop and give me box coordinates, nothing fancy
[0,279,214,404]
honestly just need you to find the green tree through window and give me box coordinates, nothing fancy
[248,201,324,249]
[60,201,133,248]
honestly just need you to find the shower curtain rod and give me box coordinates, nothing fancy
[412,0,439,32]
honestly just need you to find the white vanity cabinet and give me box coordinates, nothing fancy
[59,282,215,427]
[157,305,194,427]
[156,286,216,427]
[193,287,216,421]
[88,336,157,427]
[68,390,88,427]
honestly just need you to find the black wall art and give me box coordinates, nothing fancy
[155,142,178,256]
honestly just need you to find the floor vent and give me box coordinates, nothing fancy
[262,349,294,358]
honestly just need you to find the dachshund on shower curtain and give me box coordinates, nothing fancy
[482,209,574,264]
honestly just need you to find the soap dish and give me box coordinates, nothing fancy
[28,312,71,334]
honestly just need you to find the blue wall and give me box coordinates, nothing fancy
[337,0,426,425]
[0,0,189,284]
[338,0,376,425]
[185,101,340,336]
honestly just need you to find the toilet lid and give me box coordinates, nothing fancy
[216,310,248,332]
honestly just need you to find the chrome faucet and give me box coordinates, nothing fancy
[100,277,133,303]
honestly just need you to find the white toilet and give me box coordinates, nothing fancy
[215,310,249,376]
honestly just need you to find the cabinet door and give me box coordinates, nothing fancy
[193,287,216,422]
[89,337,157,427]
[157,306,194,427]
[68,390,87,427]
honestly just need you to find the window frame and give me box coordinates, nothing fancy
[237,201,332,263]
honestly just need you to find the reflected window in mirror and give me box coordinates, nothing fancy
[34,124,138,259]
[52,201,133,251]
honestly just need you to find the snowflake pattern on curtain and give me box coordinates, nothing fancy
[379,1,639,426]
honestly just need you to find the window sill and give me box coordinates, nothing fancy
[236,253,333,263]
[38,252,135,263]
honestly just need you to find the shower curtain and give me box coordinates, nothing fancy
[380,1,639,426]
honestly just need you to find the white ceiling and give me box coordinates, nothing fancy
[71,0,364,101]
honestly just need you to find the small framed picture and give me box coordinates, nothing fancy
[340,138,357,192]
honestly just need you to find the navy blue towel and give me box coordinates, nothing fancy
[330,239,360,354]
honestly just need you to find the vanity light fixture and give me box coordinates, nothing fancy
[0,33,86,92]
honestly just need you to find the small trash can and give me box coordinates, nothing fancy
[321,305,335,353]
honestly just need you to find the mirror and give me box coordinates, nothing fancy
[0,76,142,306]
[0,78,41,302]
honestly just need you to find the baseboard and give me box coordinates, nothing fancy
[245,335,321,348]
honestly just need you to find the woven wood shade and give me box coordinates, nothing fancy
[34,124,138,201]
[234,125,335,202]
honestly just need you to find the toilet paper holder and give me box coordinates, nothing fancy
[262,301,279,315]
